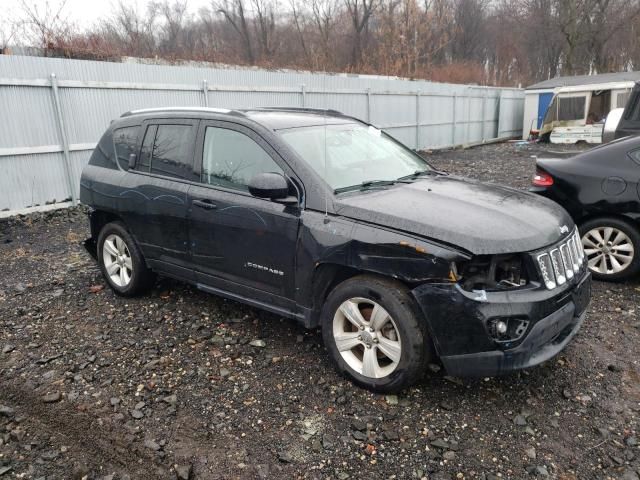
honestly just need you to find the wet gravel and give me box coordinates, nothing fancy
[1,142,639,480]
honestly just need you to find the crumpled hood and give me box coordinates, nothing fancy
[334,175,573,255]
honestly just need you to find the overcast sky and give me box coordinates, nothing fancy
[1,0,213,40]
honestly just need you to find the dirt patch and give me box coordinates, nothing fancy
[1,143,638,479]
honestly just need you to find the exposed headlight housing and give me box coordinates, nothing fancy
[457,253,530,291]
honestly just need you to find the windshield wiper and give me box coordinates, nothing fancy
[334,179,403,194]
[396,169,439,181]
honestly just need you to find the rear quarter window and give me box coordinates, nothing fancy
[88,130,116,169]
[113,126,140,171]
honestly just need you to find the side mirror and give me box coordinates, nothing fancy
[248,172,293,201]
[128,153,137,168]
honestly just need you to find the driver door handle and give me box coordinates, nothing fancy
[192,199,217,210]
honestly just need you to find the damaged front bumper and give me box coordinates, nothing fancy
[412,270,591,377]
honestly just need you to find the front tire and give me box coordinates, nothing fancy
[97,222,155,296]
[321,275,431,393]
[580,216,640,282]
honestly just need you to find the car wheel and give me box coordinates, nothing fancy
[321,275,431,392]
[97,221,155,296]
[580,217,640,282]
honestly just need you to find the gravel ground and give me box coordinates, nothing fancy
[1,142,639,480]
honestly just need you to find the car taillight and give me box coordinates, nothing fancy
[532,169,554,187]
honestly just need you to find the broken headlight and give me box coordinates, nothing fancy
[456,254,530,291]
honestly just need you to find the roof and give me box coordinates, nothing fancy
[526,71,640,91]
[242,109,356,130]
[121,106,232,117]
[120,106,358,130]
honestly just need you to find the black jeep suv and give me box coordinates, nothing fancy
[80,106,591,392]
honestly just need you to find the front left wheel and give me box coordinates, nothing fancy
[321,275,431,393]
[97,221,155,296]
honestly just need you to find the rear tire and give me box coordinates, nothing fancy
[321,275,431,393]
[579,216,640,282]
[97,222,155,296]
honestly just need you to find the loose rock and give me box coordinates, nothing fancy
[42,392,61,403]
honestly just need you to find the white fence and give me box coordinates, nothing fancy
[0,55,524,213]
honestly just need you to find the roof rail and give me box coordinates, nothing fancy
[249,107,344,116]
[121,106,235,117]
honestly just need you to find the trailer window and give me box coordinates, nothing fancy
[558,96,586,121]
[616,91,631,109]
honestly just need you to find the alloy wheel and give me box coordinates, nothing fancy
[582,227,635,275]
[102,233,133,287]
[332,297,402,379]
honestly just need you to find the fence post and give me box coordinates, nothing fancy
[202,79,209,107]
[481,91,487,142]
[451,93,457,147]
[366,88,371,123]
[496,93,502,138]
[415,89,421,150]
[301,84,306,108]
[466,92,471,144]
[50,73,77,206]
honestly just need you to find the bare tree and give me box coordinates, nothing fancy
[451,0,487,62]
[344,0,377,68]
[250,0,279,60]
[8,0,640,87]
[18,0,71,52]
[216,0,255,63]
[290,0,311,66]
[311,0,338,68]
[103,1,158,57]
[0,13,20,53]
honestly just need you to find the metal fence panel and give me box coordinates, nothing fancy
[0,55,524,213]
[0,85,60,148]
[498,94,526,137]
[1,152,70,209]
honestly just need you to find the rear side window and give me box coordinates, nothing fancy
[113,126,139,171]
[137,124,196,180]
[201,127,283,191]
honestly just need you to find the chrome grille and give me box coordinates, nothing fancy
[559,243,573,280]
[536,228,585,290]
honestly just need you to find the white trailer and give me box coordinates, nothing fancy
[523,72,640,142]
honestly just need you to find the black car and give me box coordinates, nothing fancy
[603,81,640,143]
[80,106,591,392]
[531,136,640,282]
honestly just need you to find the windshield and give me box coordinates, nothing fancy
[278,123,431,191]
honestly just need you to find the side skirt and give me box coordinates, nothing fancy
[196,283,306,322]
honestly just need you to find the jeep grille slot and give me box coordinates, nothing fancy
[537,228,585,290]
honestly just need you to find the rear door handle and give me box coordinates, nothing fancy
[192,199,217,210]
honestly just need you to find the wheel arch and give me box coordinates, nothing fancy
[307,262,422,328]
[89,210,126,240]
[576,211,640,232]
